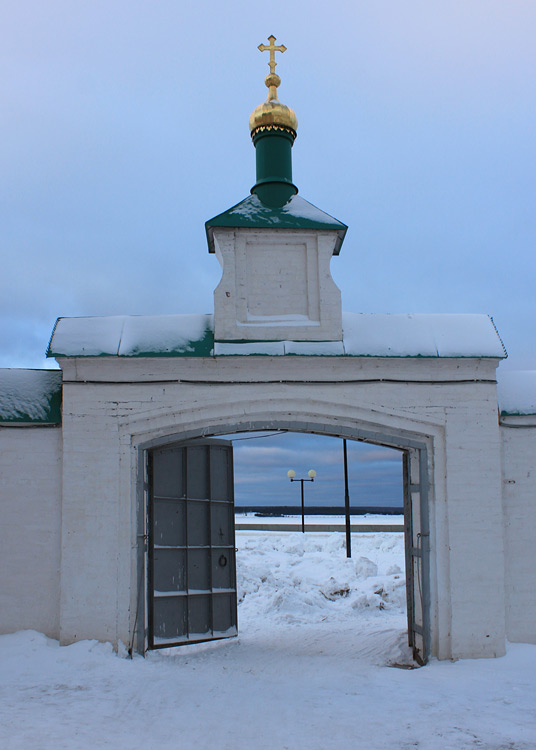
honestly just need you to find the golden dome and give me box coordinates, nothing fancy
[249,37,298,138]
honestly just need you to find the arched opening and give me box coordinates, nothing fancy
[135,420,430,665]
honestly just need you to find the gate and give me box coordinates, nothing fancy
[147,439,237,649]
[403,447,430,664]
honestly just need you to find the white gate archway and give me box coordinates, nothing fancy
[134,417,432,663]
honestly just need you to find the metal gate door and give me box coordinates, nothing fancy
[147,439,237,649]
[403,447,430,665]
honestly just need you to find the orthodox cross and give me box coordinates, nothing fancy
[258,35,287,74]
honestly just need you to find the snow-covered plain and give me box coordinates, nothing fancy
[235,512,404,525]
[1,530,535,749]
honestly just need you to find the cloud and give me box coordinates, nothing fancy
[230,432,403,506]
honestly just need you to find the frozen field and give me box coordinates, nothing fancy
[1,530,535,749]
[235,512,404,525]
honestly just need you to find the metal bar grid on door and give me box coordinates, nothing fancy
[147,440,237,650]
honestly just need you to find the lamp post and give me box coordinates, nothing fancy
[343,439,351,558]
[287,469,316,532]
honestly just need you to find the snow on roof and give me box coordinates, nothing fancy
[47,312,506,359]
[205,193,347,255]
[0,369,62,423]
[119,314,211,356]
[214,341,346,356]
[215,314,504,357]
[226,193,346,226]
[342,313,506,358]
[48,314,213,357]
[497,371,536,415]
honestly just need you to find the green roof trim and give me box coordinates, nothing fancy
[499,410,536,417]
[205,193,347,255]
[0,369,62,424]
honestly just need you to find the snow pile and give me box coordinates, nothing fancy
[0,369,61,421]
[237,532,406,639]
[1,531,535,750]
[498,370,536,415]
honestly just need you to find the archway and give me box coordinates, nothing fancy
[134,417,431,664]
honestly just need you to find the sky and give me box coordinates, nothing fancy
[1,1,534,506]
[224,431,403,509]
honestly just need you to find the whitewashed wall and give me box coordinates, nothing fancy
[0,426,62,638]
[56,354,506,660]
[501,417,536,644]
[213,229,343,341]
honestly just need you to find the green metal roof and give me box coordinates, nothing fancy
[47,314,214,358]
[0,369,62,424]
[206,193,348,255]
[46,312,506,360]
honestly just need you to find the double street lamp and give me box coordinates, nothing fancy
[287,469,316,533]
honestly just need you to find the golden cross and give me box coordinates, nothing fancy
[258,35,287,75]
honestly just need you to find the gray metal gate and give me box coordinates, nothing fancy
[147,439,237,648]
[403,447,430,665]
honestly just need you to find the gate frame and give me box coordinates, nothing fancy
[135,419,431,660]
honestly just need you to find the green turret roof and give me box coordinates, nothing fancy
[206,193,348,255]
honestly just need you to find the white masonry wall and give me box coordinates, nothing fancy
[56,354,507,660]
[213,228,343,341]
[0,426,62,638]
[501,417,536,644]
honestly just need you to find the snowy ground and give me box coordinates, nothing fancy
[235,512,404,525]
[1,530,535,749]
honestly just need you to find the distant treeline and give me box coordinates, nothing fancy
[235,505,403,516]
